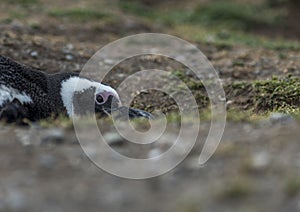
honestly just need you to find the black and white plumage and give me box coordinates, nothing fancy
[0,55,152,124]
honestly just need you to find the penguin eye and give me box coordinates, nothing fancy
[96,94,105,105]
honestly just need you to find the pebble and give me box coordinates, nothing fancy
[33,36,44,46]
[261,112,296,126]
[30,51,38,58]
[103,132,124,146]
[116,73,127,78]
[16,130,32,146]
[148,148,162,158]
[254,69,261,75]
[104,59,115,65]
[66,43,74,51]
[65,54,74,61]
[15,128,38,147]
[11,20,24,29]
[41,129,65,145]
[226,100,234,105]
[218,95,226,102]
[269,113,295,124]
[251,151,271,169]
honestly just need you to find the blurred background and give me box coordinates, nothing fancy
[0,0,299,78]
[0,0,299,46]
[0,1,300,211]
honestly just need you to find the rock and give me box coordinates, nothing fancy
[251,151,271,169]
[103,132,125,146]
[11,20,24,29]
[148,148,162,158]
[63,43,74,52]
[261,112,296,126]
[41,129,65,145]
[254,69,261,75]
[33,36,45,46]
[65,54,74,61]
[15,128,41,147]
[30,51,38,58]
[104,59,114,65]
[16,129,32,147]
[269,113,295,124]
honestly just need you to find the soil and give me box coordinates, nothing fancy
[0,0,300,211]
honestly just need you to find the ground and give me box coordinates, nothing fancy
[0,0,300,211]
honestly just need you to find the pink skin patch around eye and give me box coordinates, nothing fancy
[96,91,115,105]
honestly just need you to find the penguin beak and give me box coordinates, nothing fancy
[95,90,153,119]
[117,106,154,119]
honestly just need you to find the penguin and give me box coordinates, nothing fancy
[0,55,153,124]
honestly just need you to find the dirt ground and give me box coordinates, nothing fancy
[0,0,300,211]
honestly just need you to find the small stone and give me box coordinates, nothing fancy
[104,59,114,65]
[260,112,296,127]
[148,148,162,158]
[206,35,215,42]
[254,69,261,75]
[269,113,295,125]
[218,95,226,101]
[15,128,38,147]
[30,51,38,58]
[11,20,24,29]
[4,31,17,39]
[66,43,74,50]
[65,54,74,61]
[33,36,44,46]
[41,129,64,145]
[251,151,270,169]
[103,132,124,146]
[62,43,74,54]
[226,100,234,105]
[186,157,201,170]
[116,73,126,78]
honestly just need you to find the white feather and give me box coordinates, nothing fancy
[0,85,32,107]
[60,76,119,117]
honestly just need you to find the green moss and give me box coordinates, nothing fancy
[118,1,153,18]
[218,180,252,199]
[232,60,246,67]
[173,71,300,117]
[226,76,300,114]
[166,113,181,123]
[39,114,73,129]
[253,76,300,112]
[48,8,109,21]
[174,25,300,50]
[9,10,29,20]
[285,177,300,197]
[117,1,299,50]
[3,0,39,6]
[120,1,280,30]
[188,2,280,30]
[226,110,263,122]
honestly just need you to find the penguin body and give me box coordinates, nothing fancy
[0,55,152,123]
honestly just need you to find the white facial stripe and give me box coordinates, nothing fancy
[0,85,32,107]
[60,76,119,117]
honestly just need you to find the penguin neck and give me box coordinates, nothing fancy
[42,72,76,116]
[59,76,100,117]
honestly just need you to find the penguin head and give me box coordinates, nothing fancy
[94,84,121,116]
[60,76,120,117]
